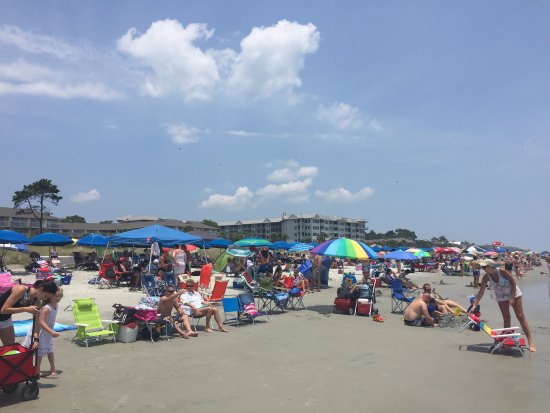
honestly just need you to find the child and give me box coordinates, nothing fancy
[23,288,63,377]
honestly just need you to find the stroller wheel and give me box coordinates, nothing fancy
[22,382,39,400]
[2,384,18,393]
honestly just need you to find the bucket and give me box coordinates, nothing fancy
[117,324,138,343]
[61,274,72,285]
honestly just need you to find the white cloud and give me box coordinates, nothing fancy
[317,102,363,130]
[70,189,101,204]
[0,24,81,59]
[117,19,220,101]
[0,59,61,82]
[256,178,312,199]
[267,165,318,182]
[315,186,375,202]
[227,130,290,139]
[0,81,120,100]
[227,20,320,100]
[368,118,382,131]
[167,124,200,144]
[200,186,253,210]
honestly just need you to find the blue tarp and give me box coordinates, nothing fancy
[108,225,202,247]
[29,232,73,246]
[77,233,109,247]
[0,230,30,244]
[14,319,76,337]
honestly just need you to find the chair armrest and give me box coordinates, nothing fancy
[75,323,90,327]
[493,332,521,339]
[492,327,520,333]
[101,320,119,324]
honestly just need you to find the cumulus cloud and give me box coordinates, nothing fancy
[226,20,320,100]
[70,189,101,203]
[200,186,253,210]
[315,186,375,202]
[267,164,318,182]
[167,123,200,144]
[256,178,312,200]
[117,19,220,101]
[317,102,363,130]
[0,24,81,59]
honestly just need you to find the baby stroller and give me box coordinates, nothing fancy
[0,320,40,400]
[354,283,376,316]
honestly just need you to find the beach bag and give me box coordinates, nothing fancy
[112,304,138,325]
[242,303,259,317]
[289,287,302,297]
[134,308,158,322]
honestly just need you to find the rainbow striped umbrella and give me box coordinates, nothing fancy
[310,238,377,259]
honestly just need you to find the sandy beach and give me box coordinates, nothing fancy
[1,266,549,412]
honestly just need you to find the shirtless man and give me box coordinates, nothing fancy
[311,253,322,292]
[403,293,437,327]
[158,286,197,338]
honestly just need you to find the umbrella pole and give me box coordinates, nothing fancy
[148,244,154,275]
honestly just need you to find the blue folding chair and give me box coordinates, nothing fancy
[222,297,241,326]
[390,279,414,313]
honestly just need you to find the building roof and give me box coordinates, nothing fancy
[0,207,61,220]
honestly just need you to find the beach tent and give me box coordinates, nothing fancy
[109,224,202,247]
[207,238,232,248]
[29,232,73,246]
[76,233,109,247]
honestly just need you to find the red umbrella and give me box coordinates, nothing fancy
[492,241,504,246]
[185,244,198,253]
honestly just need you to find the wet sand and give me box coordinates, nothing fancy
[2,266,549,412]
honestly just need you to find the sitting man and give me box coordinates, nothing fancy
[403,293,438,327]
[158,286,197,338]
[350,268,372,296]
[178,279,229,333]
[422,284,467,314]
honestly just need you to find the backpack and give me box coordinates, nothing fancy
[337,287,352,300]
[112,304,138,325]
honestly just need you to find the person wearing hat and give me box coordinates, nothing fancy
[470,259,535,352]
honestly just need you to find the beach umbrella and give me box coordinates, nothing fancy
[0,230,30,244]
[288,242,316,252]
[370,245,382,252]
[271,241,293,250]
[310,238,377,259]
[185,244,199,253]
[233,237,273,248]
[29,232,73,246]
[492,241,504,246]
[406,248,420,253]
[109,224,202,247]
[383,251,419,261]
[207,238,232,248]
[484,251,499,257]
[414,250,431,258]
[76,233,110,247]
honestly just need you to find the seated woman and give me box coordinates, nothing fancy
[292,268,311,292]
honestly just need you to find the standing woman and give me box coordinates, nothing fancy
[470,259,535,352]
[0,280,58,346]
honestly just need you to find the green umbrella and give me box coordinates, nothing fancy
[414,250,431,258]
[233,237,273,248]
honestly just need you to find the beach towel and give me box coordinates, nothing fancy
[13,319,76,337]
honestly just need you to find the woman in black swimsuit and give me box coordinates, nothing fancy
[0,279,58,346]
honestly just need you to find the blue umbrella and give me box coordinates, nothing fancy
[383,251,418,261]
[29,232,73,246]
[207,238,232,248]
[271,241,294,250]
[370,245,382,252]
[0,230,30,244]
[288,242,315,252]
[76,233,110,247]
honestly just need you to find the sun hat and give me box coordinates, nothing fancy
[479,259,496,267]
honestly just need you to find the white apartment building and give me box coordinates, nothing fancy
[219,213,367,242]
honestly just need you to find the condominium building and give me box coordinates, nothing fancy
[219,213,367,242]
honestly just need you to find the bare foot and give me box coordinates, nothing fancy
[218,327,229,333]
[205,328,214,333]
[529,345,536,352]
[180,333,190,339]
[188,331,198,337]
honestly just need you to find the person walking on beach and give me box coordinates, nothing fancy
[23,288,64,377]
[0,279,58,346]
[311,253,322,292]
[470,259,536,352]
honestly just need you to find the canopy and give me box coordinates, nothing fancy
[76,233,109,247]
[232,237,273,248]
[271,241,294,250]
[207,238,232,248]
[383,251,419,261]
[310,238,377,259]
[29,232,73,246]
[0,230,30,244]
[108,225,202,247]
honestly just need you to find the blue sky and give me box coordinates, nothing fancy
[1,1,549,250]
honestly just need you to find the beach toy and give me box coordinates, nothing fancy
[1,350,20,356]
[452,307,463,317]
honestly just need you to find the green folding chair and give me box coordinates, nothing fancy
[72,298,118,348]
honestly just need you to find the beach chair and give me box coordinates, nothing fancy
[206,280,228,305]
[390,279,414,313]
[222,296,241,326]
[71,298,117,348]
[198,263,213,290]
[141,274,165,296]
[240,272,260,294]
[460,314,526,356]
[237,292,268,324]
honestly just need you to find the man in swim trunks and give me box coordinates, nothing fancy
[403,293,437,327]
[311,253,322,292]
[470,259,535,352]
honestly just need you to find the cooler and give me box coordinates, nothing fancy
[356,299,372,316]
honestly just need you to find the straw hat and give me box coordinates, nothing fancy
[479,259,496,267]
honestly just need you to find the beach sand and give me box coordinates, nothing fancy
[2,266,549,412]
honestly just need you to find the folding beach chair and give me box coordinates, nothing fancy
[72,298,117,348]
[222,296,241,326]
[198,263,213,290]
[206,279,228,305]
[460,314,526,356]
[390,279,414,313]
[237,292,268,324]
